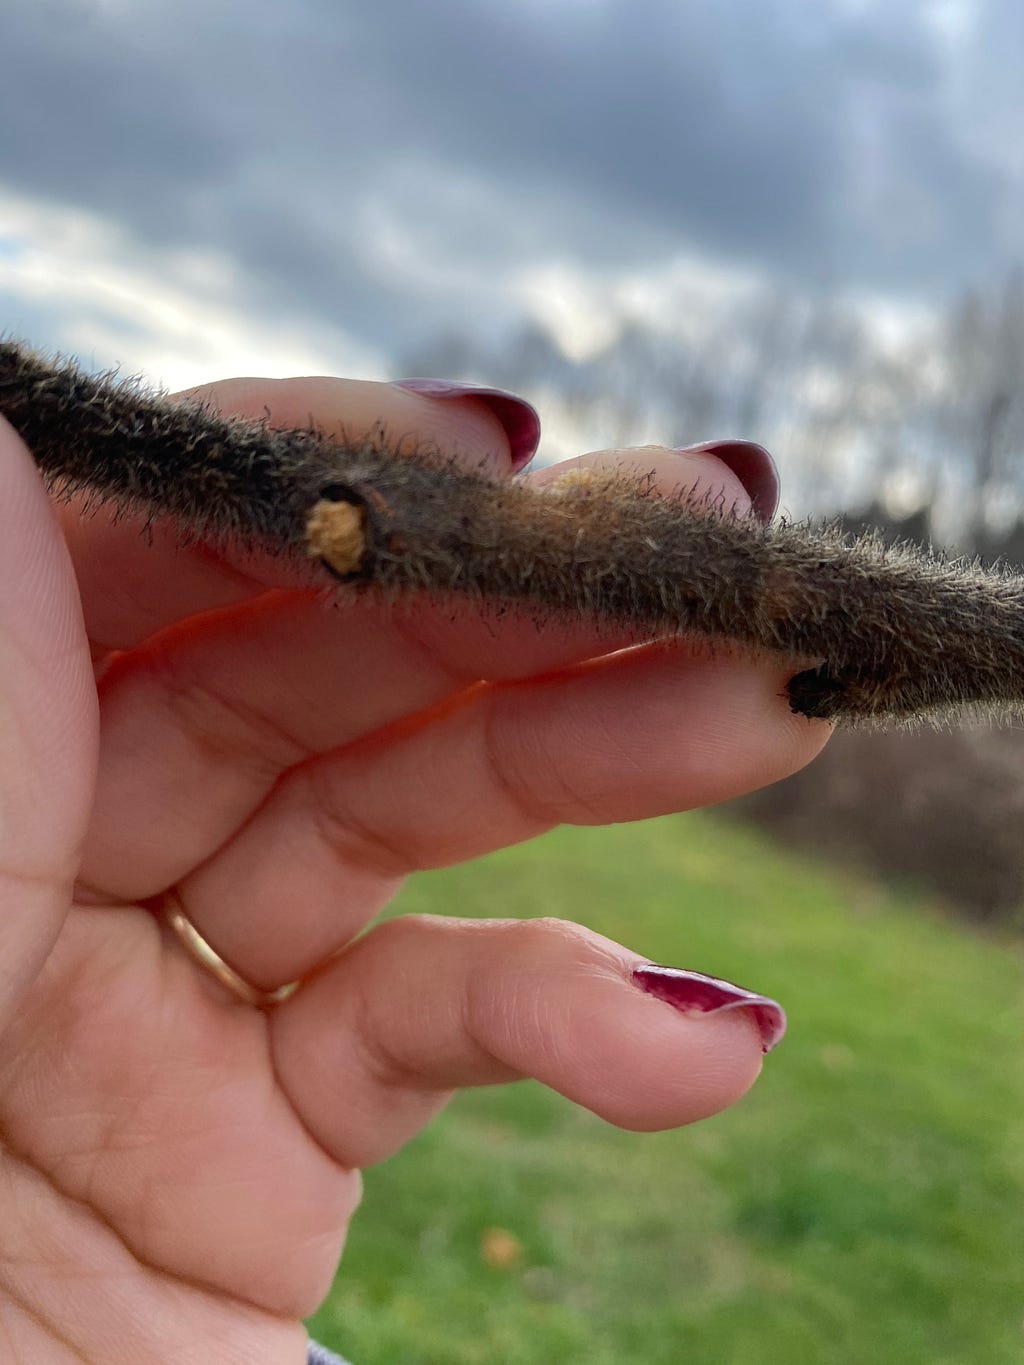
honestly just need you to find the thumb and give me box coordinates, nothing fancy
[0,415,98,1032]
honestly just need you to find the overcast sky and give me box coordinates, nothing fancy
[1,0,1021,392]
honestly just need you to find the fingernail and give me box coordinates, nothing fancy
[675,441,779,524]
[393,379,541,473]
[632,964,787,1053]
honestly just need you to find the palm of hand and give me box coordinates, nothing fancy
[0,379,826,1363]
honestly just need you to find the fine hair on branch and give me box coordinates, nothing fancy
[3,337,1023,728]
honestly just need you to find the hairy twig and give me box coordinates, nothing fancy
[2,338,1022,727]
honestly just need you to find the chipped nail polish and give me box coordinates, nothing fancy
[632,963,787,1053]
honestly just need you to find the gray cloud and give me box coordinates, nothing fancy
[0,0,1017,359]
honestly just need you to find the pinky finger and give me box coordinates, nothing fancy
[268,914,786,1170]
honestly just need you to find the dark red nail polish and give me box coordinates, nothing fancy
[393,379,542,473]
[632,964,787,1053]
[676,440,780,524]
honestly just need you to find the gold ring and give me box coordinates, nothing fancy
[162,891,298,1009]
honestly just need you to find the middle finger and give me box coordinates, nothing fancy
[79,446,755,900]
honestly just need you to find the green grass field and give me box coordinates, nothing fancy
[307,813,1024,1365]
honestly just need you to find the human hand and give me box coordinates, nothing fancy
[0,379,828,1362]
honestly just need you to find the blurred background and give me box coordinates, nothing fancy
[3,2,1023,1361]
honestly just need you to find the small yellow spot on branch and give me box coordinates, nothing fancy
[306,497,368,576]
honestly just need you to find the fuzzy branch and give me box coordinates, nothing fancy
[2,338,1022,727]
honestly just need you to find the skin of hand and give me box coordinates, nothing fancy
[0,378,830,1364]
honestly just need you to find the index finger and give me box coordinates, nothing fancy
[57,376,541,650]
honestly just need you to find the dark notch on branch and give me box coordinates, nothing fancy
[2,337,1023,728]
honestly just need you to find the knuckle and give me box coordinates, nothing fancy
[502,914,596,957]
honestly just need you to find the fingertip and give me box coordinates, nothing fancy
[599,1011,766,1132]
[528,445,754,520]
[677,441,780,523]
[0,409,40,496]
[392,380,541,472]
[175,375,532,478]
[516,955,771,1132]
[455,920,775,1131]
[0,412,81,640]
